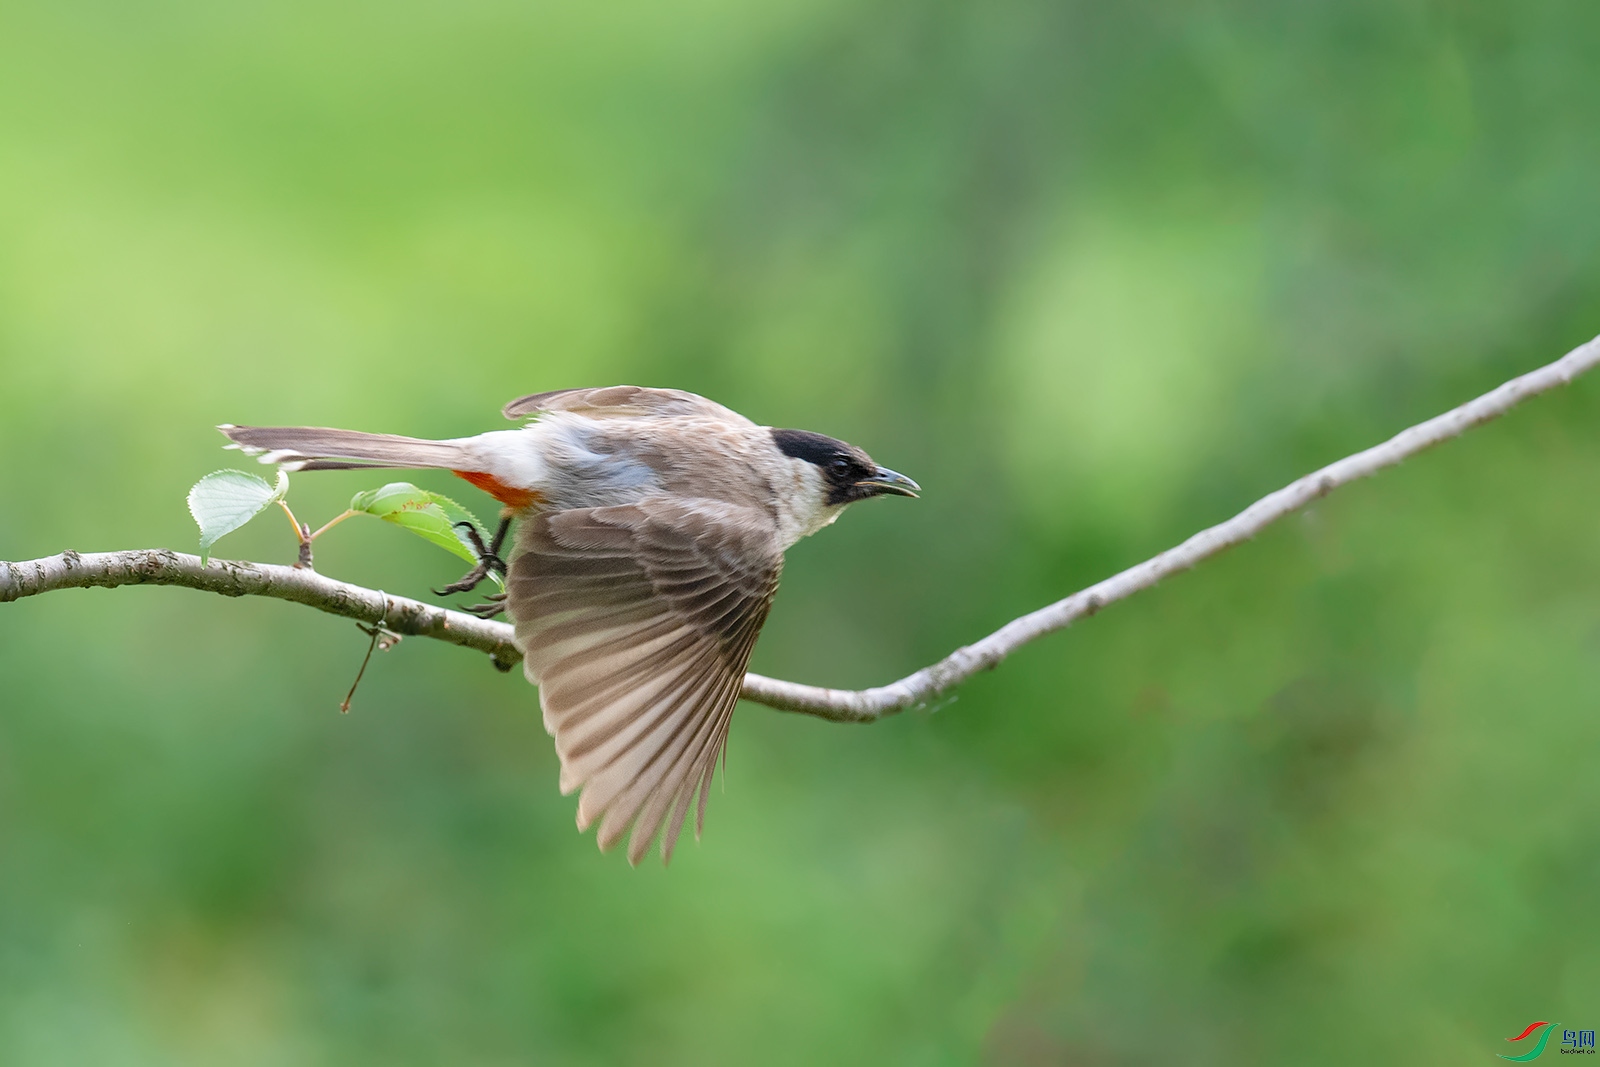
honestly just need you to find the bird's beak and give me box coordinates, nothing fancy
[856,466,920,498]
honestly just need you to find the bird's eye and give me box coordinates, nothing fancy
[829,456,853,475]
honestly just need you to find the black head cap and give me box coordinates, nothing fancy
[769,428,920,505]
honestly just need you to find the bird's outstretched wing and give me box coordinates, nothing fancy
[507,497,782,864]
[502,385,754,425]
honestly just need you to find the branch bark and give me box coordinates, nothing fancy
[0,548,525,673]
[4,334,1597,723]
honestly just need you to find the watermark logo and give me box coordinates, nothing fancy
[1500,1022,1597,1060]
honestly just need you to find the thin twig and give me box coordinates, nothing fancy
[3,334,1597,722]
[341,623,386,713]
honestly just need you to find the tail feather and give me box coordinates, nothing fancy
[217,425,472,472]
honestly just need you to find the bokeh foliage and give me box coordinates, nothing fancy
[3,1,1600,1063]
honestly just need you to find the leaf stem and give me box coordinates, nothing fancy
[277,499,305,543]
[309,510,358,542]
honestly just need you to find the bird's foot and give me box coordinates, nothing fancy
[460,593,508,619]
[434,557,500,597]
[433,517,510,597]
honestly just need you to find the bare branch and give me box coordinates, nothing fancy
[3,334,1597,723]
[0,549,524,673]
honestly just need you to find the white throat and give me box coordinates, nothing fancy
[771,457,846,549]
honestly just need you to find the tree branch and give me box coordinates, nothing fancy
[0,548,525,673]
[4,334,1597,723]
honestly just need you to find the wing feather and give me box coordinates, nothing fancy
[596,666,728,853]
[628,701,717,860]
[502,386,754,426]
[658,686,734,862]
[559,644,712,762]
[627,663,741,864]
[507,497,781,864]
[575,658,723,829]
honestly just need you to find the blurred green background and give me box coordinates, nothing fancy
[3,1,1599,1063]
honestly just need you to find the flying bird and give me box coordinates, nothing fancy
[219,387,918,864]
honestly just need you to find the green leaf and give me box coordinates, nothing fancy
[187,468,289,564]
[349,482,502,587]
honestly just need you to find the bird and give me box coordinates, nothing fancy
[218,386,919,864]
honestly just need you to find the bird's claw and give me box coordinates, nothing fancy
[432,517,510,597]
[433,562,499,597]
[461,593,508,619]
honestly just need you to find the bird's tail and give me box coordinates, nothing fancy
[217,424,473,472]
